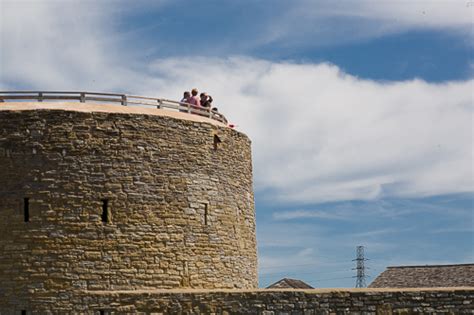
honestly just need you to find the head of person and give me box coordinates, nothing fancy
[183,91,190,98]
[191,88,198,96]
[200,92,208,101]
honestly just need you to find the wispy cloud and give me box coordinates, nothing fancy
[272,196,473,222]
[273,209,351,221]
[244,0,473,52]
[351,228,415,238]
[430,227,473,234]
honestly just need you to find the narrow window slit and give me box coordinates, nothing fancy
[99,310,105,315]
[21,311,27,315]
[213,134,221,150]
[204,203,208,226]
[24,198,29,222]
[101,199,109,223]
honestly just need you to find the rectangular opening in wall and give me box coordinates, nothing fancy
[21,311,26,315]
[101,199,108,223]
[99,310,105,315]
[204,203,208,226]
[213,134,221,150]
[23,198,29,222]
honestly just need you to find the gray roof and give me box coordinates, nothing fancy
[266,278,314,289]
[369,263,474,288]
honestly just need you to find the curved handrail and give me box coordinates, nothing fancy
[0,91,228,124]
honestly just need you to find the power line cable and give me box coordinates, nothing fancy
[264,276,355,285]
[260,268,351,277]
[259,270,349,278]
[259,257,382,271]
[313,276,355,282]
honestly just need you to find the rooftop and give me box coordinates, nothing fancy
[369,263,474,288]
[266,278,314,289]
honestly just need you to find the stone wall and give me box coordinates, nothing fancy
[1,288,473,314]
[0,104,257,308]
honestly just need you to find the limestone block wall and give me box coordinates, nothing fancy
[0,104,257,307]
[1,288,473,314]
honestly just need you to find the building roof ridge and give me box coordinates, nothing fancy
[387,263,474,269]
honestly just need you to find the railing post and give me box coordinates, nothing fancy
[38,92,43,102]
[187,104,191,113]
[208,107,212,118]
[80,93,85,103]
[121,95,127,106]
[157,99,161,109]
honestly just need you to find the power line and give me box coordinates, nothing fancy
[259,257,382,271]
[308,276,354,282]
[260,262,339,270]
[259,268,351,277]
[352,245,369,288]
[264,275,355,283]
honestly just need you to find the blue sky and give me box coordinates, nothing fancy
[1,0,473,288]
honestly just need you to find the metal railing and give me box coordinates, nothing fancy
[0,91,228,124]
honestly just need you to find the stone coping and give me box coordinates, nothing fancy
[0,102,228,128]
[85,287,474,295]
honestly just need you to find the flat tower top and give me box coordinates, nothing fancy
[0,102,227,127]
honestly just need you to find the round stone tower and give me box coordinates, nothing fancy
[0,100,257,307]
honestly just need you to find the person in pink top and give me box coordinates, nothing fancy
[189,88,201,107]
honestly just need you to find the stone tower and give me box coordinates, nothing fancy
[0,99,257,310]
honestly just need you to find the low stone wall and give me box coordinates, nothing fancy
[2,288,472,314]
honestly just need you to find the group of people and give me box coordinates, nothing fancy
[180,88,217,112]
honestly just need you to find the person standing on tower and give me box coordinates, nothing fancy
[180,91,191,104]
[200,93,210,108]
[189,88,201,107]
[180,91,191,112]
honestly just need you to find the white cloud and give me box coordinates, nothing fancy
[0,0,155,90]
[146,57,473,204]
[1,1,472,205]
